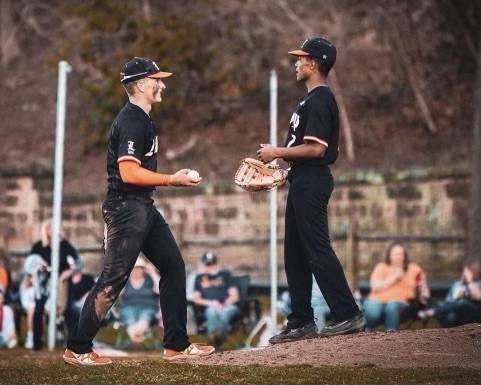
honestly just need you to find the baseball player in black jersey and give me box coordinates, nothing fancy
[63,57,215,365]
[257,37,365,344]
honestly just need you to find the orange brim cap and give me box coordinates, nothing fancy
[148,71,173,79]
[288,49,310,56]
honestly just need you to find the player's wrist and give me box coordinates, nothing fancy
[272,147,281,159]
[157,174,170,186]
[275,147,288,159]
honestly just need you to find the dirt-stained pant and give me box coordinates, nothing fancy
[67,191,190,353]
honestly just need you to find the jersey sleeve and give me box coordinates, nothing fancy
[117,118,146,164]
[303,99,332,148]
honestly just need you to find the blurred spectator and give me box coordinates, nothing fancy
[21,254,52,349]
[19,272,35,349]
[418,258,481,327]
[279,275,361,330]
[29,218,79,350]
[363,242,430,331]
[192,251,240,348]
[0,254,9,295]
[311,279,331,329]
[278,277,331,329]
[0,289,17,348]
[30,219,79,277]
[118,256,161,347]
[58,256,96,336]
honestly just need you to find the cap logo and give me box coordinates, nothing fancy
[152,61,160,71]
[323,55,327,59]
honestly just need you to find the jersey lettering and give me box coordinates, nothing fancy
[145,136,158,156]
[287,133,296,148]
[290,112,300,130]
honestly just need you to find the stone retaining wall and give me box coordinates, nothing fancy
[0,162,470,286]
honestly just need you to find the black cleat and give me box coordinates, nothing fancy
[319,311,366,337]
[269,321,318,344]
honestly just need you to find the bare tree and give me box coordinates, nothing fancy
[375,2,438,133]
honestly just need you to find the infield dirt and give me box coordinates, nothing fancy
[4,323,477,369]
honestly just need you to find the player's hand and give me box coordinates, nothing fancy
[169,169,202,187]
[257,144,277,163]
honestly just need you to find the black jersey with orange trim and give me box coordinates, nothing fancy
[107,101,158,193]
[284,86,339,166]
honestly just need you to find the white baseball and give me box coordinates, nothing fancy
[187,169,200,179]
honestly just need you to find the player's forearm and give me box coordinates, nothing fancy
[274,143,326,160]
[119,162,170,186]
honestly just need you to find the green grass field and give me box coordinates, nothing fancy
[1,355,479,385]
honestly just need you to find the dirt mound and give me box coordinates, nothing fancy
[194,324,480,368]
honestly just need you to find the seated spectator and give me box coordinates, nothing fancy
[59,256,96,336]
[0,254,9,296]
[311,279,331,329]
[192,251,240,348]
[0,289,17,348]
[29,218,79,350]
[418,258,481,327]
[363,242,430,331]
[279,277,331,329]
[19,272,35,349]
[21,254,51,349]
[118,256,160,347]
[279,275,361,330]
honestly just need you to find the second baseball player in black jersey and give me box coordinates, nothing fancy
[285,86,339,166]
[258,37,365,344]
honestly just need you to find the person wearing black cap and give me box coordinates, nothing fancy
[257,37,365,344]
[192,251,240,348]
[63,57,214,365]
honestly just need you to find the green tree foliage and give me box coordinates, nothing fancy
[43,0,478,154]
[69,0,214,151]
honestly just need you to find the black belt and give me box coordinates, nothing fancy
[107,189,153,199]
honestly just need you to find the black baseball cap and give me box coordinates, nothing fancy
[201,251,218,265]
[288,37,337,66]
[120,57,172,84]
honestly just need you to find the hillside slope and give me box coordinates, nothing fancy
[0,0,478,193]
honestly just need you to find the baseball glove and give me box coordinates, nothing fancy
[234,158,287,192]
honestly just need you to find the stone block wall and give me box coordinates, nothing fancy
[0,163,471,287]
